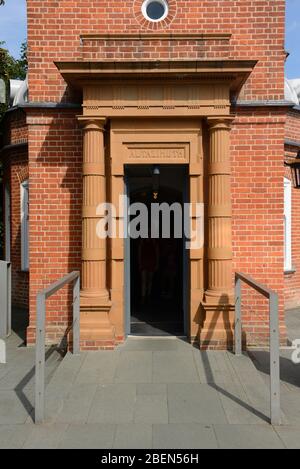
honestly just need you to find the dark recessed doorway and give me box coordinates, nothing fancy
[125,165,188,336]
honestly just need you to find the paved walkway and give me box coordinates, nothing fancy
[285,307,300,344]
[2,328,300,449]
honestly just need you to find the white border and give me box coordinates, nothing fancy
[21,179,29,271]
[141,0,169,22]
[4,183,11,262]
[284,176,292,272]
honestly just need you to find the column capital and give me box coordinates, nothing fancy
[77,116,106,131]
[206,116,235,131]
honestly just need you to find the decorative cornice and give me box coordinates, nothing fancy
[234,100,294,108]
[285,139,300,149]
[55,59,257,95]
[0,141,28,154]
[5,102,81,114]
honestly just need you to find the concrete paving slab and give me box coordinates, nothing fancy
[0,390,32,424]
[153,423,218,449]
[45,353,86,398]
[43,395,65,424]
[213,424,285,449]
[274,426,300,449]
[286,308,300,343]
[113,424,152,449]
[74,351,119,384]
[114,351,152,383]
[193,351,237,385]
[58,423,116,449]
[0,365,35,390]
[167,383,227,424]
[280,391,300,426]
[153,351,199,383]
[117,337,191,352]
[216,381,268,424]
[0,364,10,381]
[87,384,136,424]
[0,424,33,449]
[23,423,68,449]
[137,383,167,395]
[134,394,168,424]
[55,384,97,424]
[3,333,300,448]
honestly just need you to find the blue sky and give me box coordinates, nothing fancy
[0,0,299,77]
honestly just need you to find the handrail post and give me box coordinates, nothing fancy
[235,275,242,356]
[0,261,11,339]
[7,262,11,337]
[73,275,80,355]
[235,272,281,425]
[0,261,11,364]
[270,292,281,425]
[35,293,46,424]
[34,271,80,423]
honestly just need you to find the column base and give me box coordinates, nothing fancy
[204,289,234,305]
[80,294,116,348]
[199,301,236,350]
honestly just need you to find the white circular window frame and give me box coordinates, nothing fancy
[141,0,169,22]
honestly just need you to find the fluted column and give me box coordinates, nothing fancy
[77,116,114,346]
[78,117,109,302]
[205,117,234,305]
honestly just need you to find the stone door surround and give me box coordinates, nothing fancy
[56,58,256,348]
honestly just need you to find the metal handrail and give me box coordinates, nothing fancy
[0,261,11,364]
[35,271,80,423]
[235,271,281,426]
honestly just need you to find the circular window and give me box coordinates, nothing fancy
[142,0,169,22]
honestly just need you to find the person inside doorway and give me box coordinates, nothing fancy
[138,238,159,305]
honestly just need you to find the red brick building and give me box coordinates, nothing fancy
[1,0,299,350]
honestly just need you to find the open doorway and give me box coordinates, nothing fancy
[125,165,188,336]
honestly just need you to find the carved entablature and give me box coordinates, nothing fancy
[55,58,257,119]
[83,81,230,117]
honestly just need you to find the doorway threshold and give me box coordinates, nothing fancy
[127,334,188,340]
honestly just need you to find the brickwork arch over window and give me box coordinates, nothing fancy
[133,0,177,30]
[17,166,29,184]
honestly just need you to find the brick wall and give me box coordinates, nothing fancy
[27,0,286,103]
[231,107,287,344]
[286,111,300,143]
[3,110,28,146]
[26,110,82,345]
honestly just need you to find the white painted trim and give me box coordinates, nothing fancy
[284,177,292,272]
[4,183,11,262]
[141,0,169,22]
[0,339,6,364]
[21,179,29,271]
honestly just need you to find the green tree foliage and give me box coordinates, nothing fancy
[0,41,28,121]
